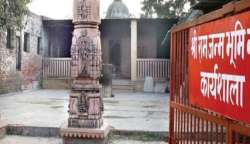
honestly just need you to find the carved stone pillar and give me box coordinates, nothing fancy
[61,0,110,143]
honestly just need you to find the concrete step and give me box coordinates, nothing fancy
[6,125,168,140]
[0,125,168,144]
[0,121,7,139]
[112,79,144,92]
[0,135,168,144]
[112,85,135,92]
[112,79,135,85]
[0,136,62,144]
[7,125,60,137]
[42,79,72,89]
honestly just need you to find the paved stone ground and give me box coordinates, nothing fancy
[0,135,168,144]
[0,90,169,132]
[0,136,62,144]
[111,140,167,144]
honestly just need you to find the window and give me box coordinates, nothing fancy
[24,33,30,52]
[6,29,14,49]
[37,37,42,55]
[16,36,22,71]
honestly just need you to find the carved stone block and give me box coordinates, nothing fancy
[71,29,102,79]
[61,0,109,143]
[73,0,100,25]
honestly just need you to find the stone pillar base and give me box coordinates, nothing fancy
[0,120,7,139]
[60,123,112,144]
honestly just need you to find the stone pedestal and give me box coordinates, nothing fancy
[61,0,110,143]
[61,123,112,144]
[144,77,154,93]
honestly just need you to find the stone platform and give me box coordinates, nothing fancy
[0,135,168,144]
[0,90,169,132]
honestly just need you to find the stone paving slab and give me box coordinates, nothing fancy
[0,136,62,144]
[111,140,167,144]
[0,90,169,132]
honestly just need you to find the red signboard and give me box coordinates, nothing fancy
[189,11,250,124]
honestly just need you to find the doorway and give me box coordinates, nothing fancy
[109,40,121,77]
[16,36,21,71]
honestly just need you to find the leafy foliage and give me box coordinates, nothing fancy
[0,0,31,30]
[141,0,196,18]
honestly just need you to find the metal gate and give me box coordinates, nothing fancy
[169,0,250,143]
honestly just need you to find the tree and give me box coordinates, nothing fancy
[141,0,196,18]
[0,0,31,30]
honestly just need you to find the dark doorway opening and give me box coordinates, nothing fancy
[16,36,21,71]
[109,40,121,77]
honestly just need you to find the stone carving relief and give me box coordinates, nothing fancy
[78,92,88,113]
[69,92,102,116]
[88,97,101,119]
[77,0,91,20]
[68,92,103,128]
[69,97,78,115]
[71,30,101,79]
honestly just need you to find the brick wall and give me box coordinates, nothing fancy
[0,12,45,94]
[21,13,43,90]
[0,32,21,94]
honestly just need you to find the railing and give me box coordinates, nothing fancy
[43,58,72,79]
[42,57,170,80]
[169,1,250,144]
[136,58,170,80]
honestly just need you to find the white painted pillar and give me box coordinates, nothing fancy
[131,20,137,81]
